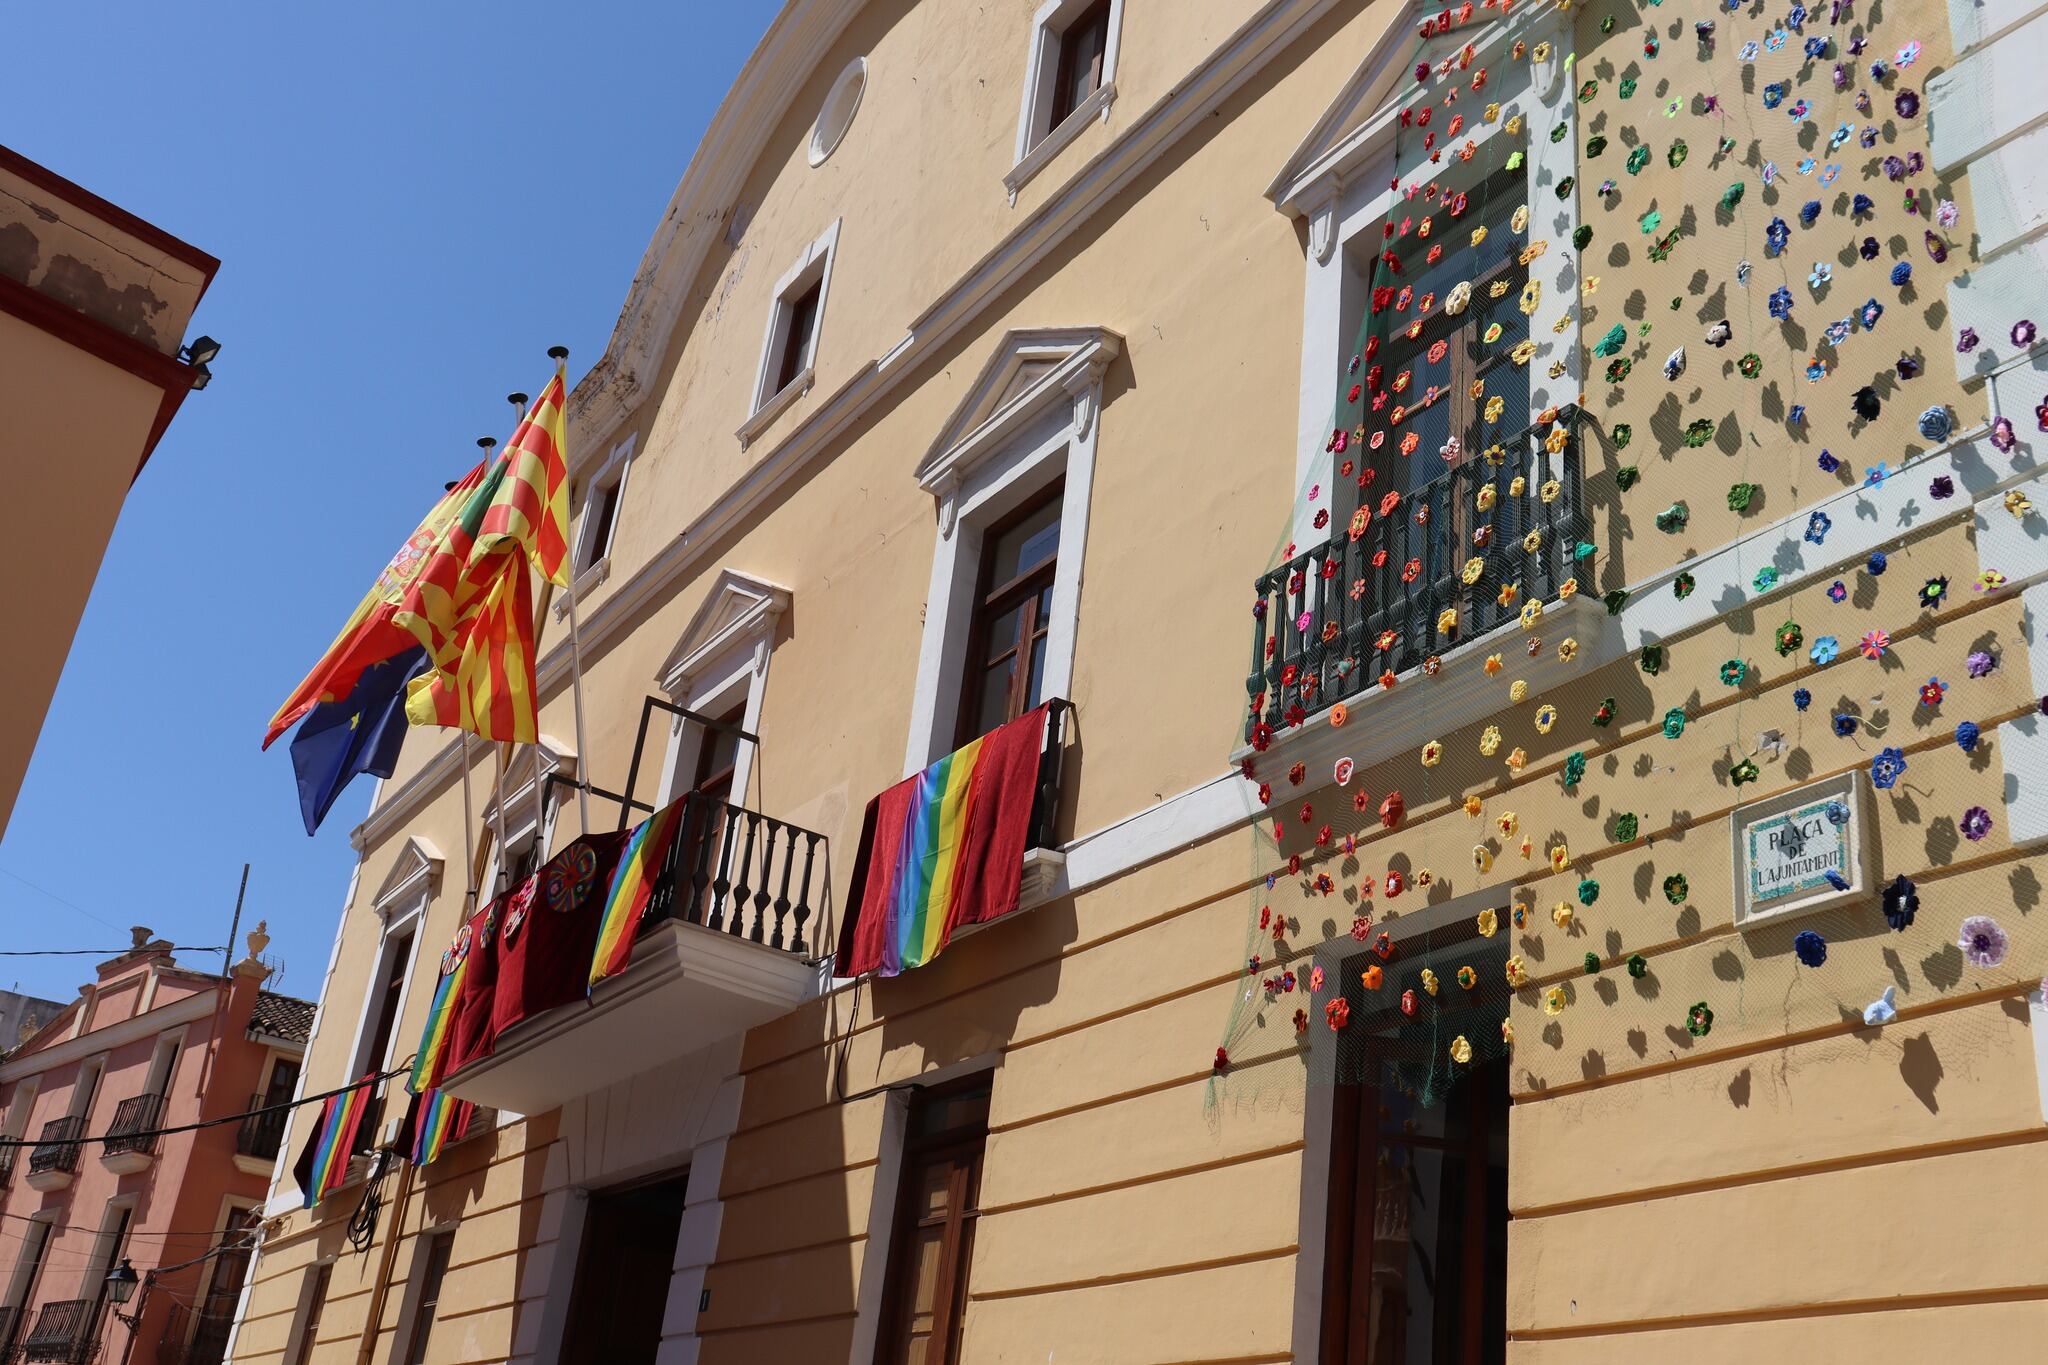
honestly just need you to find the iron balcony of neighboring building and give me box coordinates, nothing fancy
[0,1145,15,1192]
[1242,407,1596,774]
[24,1116,84,1192]
[440,789,833,1114]
[99,1092,167,1175]
[235,1093,289,1176]
[17,1299,98,1364]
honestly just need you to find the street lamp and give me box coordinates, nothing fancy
[106,1258,149,1329]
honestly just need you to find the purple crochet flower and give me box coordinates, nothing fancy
[1959,914,2008,967]
[1929,475,1955,498]
[1958,327,1980,353]
[1991,416,2016,452]
[1818,450,1843,473]
[1966,650,1997,679]
[1883,154,1906,181]
[1895,89,1920,118]
[1961,806,1994,841]
[1827,580,1847,602]
[2014,320,2038,347]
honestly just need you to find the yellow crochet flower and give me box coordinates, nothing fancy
[1449,1035,1473,1064]
[1519,600,1544,629]
[1464,795,1484,817]
[1473,843,1494,872]
[1522,529,1544,554]
[1476,484,1498,511]
[1470,225,1489,248]
[1505,955,1530,987]
[1483,101,1501,122]
[1490,279,1513,300]
[1505,113,1524,135]
[1544,423,1570,454]
[1534,704,1558,733]
[1484,653,1504,675]
[1479,725,1503,756]
[1558,637,1579,662]
[1505,746,1527,771]
[1540,478,1563,503]
[1519,280,1542,315]
[1552,901,1574,928]
[1497,582,1519,609]
[1437,606,1460,634]
[1461,556,1488,585]
[1497,811,1518,836]
[1421,968,1439,996]
[1509,475,1527,497]
[1501,1017,1516,1046]
[1484,394,1507,423]
[1558,578,1579,600]
[1510,340,1538,365]
[1543,985,1567,1016]
[1476,909,1498,938]
[1421,739,1444,767]
[1550,842,1570,872]
[1509,679,1529,703]
[1511,204,1531,234]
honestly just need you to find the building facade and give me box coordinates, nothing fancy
[230,0,2048,1361]
[0,929,310,1365]
[0,145,217,839]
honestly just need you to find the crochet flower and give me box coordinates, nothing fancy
[1627,953,1647,978]
[1578,877,1600,906]
[1615,812,1639,842]
[1775,621,1803,656]
[1562,752,1586,787]
[1449,1035,1472,1064]
[1920,677,1947,707]
[1663,708,1687,738]
[1720,659,1749,686]
[1827,580,1847,603]
[1882,873,1918,931]
[1833,712,1860,737]
[1805,512,1832,545]
[1479,726,1502,756]
[1958,915,2008,967]
[1794,930,1827,967]
[1793,688,1812,711]
[1859,630,1890,660]
[1871,747,1907,789]
[1543,985,1567,1016]
[1663,873,1689,905]
[1956,721,1981,753]
[1966,650,1997,679]
[1687,1002,1714,1037]
[1810,635,1839,665]
[1421,740,1443,767]
[1505,956,1529,987]
[1961,806,1994,841]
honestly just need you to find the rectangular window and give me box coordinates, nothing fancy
[1048,0,1112,128]
[956,482,1062,746]
[361,924,417,1077]
[2,1217,53,1353]
[560,1173,690,1365]
[288,1264,331,1365]
[186,1206,264,1365]
[776,277,823,394]
[402,1230,456,1365]
[877,1078,991,1365]
[582,478,622,571]
[143,1032,181,1098]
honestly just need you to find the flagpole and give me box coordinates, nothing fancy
[545,346,594,834]
[506,386,554,851]
[460,733,476,905]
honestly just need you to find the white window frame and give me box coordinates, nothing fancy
[1006,0,1125,202]
[739,219,842,447]
[279,1257,336,1365]
[480,738,575,893]
[2,1077,39,1142]
[142,1028,185,1099]
[566,433,637,599]
[654,570,790,814]
[67,1054,106,1122]
[345,880,428,1084]
[1,1211,55,1313]
[904,327,1119,775]
[394,1222,460,1364]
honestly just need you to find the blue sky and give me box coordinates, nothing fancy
[1,3,778,1003]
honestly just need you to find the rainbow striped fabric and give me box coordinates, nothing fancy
[407,1087,473,1167]
[588,798,687,991]
[407,947,471,1097]
[838,706,1047,979]
[298,1079,373,1209]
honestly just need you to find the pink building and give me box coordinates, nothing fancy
[0,929,310,1365]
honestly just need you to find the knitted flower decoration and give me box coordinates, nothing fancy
[1871,747,1907,790]
[1882,873,1918,931]
[1959,915,2008,967]
[1793,930,1828,967]
[1663,873,1689,905]
[1687,1001,1714,1037]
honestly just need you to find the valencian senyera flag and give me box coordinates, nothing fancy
[263,462,490,749]
[398,363,573,742]
[836,706,1048,978]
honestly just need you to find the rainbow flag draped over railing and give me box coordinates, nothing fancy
[405,1087,475,1168]
[293,1077,374,1210]
[407,943,472,1098]
[588,797,687,991]
[837,706,1048,978]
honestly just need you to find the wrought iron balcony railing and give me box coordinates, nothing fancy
[642,793,828,955]
[26,1116,84,1177]
[0,1144,15,1190]
[1246,406,1586,742]
[0,1306,19,1360]
[236,1095,288,1162]
[18,1298,97,1363]
[103,1093,166,1157]
[158,1302,237,1365]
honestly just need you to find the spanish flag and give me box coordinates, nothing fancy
[400,363,573,741]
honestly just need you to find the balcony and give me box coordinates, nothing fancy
[0,1145,15,1191]
[0,1306,19,1359]
[441,791,831,1114]
[158,1302,236,1365]
[1242,407,1597,776]
[234,1094,288,1177]
[100,1092,166,1175]
[18,1299,98,1364]
[24,1117,84,1193]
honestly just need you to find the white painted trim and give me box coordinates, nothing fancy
[2032,984,2048,1126]
[0,1210,56,1313]
[1011,0,1126,191]
[354,0,1353,853]
[264,858,362,1218]
[368,835,444,911]
[809,56,868,168]
[342,893,426,1086]
[735,364,813,448]
[558,435,637,618]
[746,218,842,427]
[848,1086,913,1365]
[904,330,1117,775]
[0,993,214,1084]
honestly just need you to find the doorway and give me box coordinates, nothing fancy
[560,1171,690,1365]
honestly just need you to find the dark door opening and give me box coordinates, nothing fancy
[560,1171,691,1365]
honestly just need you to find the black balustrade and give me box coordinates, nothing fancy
[103,1092,166,1158]
[236,1094,288,1162]
[0,1145,15,1190]
[18,1298,97,1363]
[643,794,827,956]
[26,1116,84,1177]
[1246,406,1586,743]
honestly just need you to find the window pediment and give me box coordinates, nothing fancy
[657,569,792,697]
[372,836,446,918]
[917,327,1122,504]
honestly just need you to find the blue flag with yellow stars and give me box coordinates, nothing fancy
[290,646,427,835]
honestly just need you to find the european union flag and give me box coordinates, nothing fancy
[290,646,428,835]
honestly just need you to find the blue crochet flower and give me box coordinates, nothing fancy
[1918,406,1952,442]
[1805,511,1832,544]
[1827,580,1847,602]
[1800,200,1822,226]
[1793,687,1813,711]
[1811,635,1840,664]
[1769,285,1794,319]
[1956,720,1981,753]
[1794,930,1827,966]
[1824,318,1852,346]
[1890,261,1912,286]
[1867,551,1888,575]
[1871,746,1907,789]
[1833,712,1860,736]
[1765,217,1791,256]
[1859,298,1884,329]
[1818,450,1843,473]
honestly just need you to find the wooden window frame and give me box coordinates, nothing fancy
[1047,0,1113,128]
[288,1263,332,1365]
[402,1229,457,1365]
[953,479,1063,749]
[875,1078,992,1365]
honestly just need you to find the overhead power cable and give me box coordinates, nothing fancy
[0,1061,412,1153]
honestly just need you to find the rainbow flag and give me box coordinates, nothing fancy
[838,706,1048,978]
[588,798,687,991]
[406,1087,474,1167]
[407,949,471,1097]
[294,1078,373,1210]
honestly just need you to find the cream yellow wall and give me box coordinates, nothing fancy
[237,0,2048,1360]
